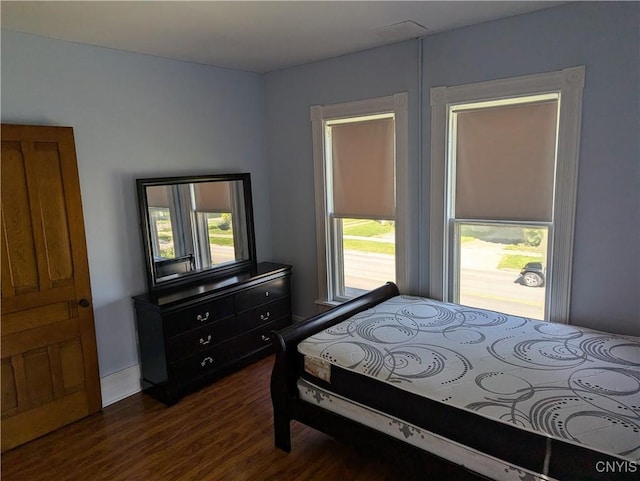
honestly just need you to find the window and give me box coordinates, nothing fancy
[450,96,558,319]
[145,185,176,259]
[191,181,235,266]
[312,93,408,305]
[149,206,174,258]
[430,67,585,322]
[145,181,243,270]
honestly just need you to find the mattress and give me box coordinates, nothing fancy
[298,377,549,481]
[297,295,640,475]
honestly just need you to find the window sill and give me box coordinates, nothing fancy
[314,298,343,313]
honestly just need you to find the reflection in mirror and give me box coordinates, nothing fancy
[146,181,249,281]
[137,174,255,291]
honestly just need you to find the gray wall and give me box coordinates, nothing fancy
[424,1,639,336]
[266,1,639,336]
[265,40,421,318]
[1,31,270,377]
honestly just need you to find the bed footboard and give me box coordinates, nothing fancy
[269,282,400,452]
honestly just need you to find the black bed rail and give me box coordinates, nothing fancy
[273,281,400,349]
[269,281,399,451]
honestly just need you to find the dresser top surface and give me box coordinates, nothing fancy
[133,262,291,309]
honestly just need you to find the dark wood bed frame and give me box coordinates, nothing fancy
[269,283,489,479]
[270,283,399,447]
[269,283,637,481]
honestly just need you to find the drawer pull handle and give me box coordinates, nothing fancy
[261,334,271,342]
[265,291,270,297]
[199,335,212,345]
[260,311,271,321]
[201,356,214,367]
[197,312,210,322]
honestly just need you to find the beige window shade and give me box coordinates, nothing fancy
[455,100,558,222]
[331,118,395,219]
[194,181,231,212]
[146,185,170,208]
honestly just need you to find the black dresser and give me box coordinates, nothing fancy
[133,262,292,405]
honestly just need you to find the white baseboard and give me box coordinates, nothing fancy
[100,364,142,407]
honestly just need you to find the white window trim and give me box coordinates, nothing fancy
[311,93,409,305]
[429,67,585,323]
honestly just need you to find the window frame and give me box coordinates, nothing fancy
[429,67,585,323]
[311,93,409,306]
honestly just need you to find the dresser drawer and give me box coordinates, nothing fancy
[169,340,236,381]
[166,316,236,361]
[235,297,290,333]
[235,277,289,312]
[235,316,291,355]
[164,296,234,337]
[134,263,292,405]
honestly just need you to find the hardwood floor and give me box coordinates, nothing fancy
[1,356,480,480]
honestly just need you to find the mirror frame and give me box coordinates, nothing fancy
[136,173,257,292]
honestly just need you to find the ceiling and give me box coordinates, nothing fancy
[1,1,565,74]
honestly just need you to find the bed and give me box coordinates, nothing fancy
[270,282,640,481]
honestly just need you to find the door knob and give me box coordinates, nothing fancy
[79,298,90,308]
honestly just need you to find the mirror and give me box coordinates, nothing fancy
[136,173,256,291]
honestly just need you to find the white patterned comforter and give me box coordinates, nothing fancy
[297,295,640,461]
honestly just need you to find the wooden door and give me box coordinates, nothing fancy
[1,124,102,451]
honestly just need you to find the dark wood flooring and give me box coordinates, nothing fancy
[1,356,483,480]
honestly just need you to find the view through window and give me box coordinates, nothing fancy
[197,212,236,264]
[149,207,174,258]
[340,218,395,298]
[456,223,548,319]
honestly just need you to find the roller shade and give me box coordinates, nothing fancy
[331,117,395,219]
[194,181,231,212]
[146,185,170,208]
[455,100,558,222]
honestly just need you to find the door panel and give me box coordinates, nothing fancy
[1,141,40,295]
[30,142,75,285]
[1,124,101,451]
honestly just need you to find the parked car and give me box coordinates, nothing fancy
[519,262,545,287]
